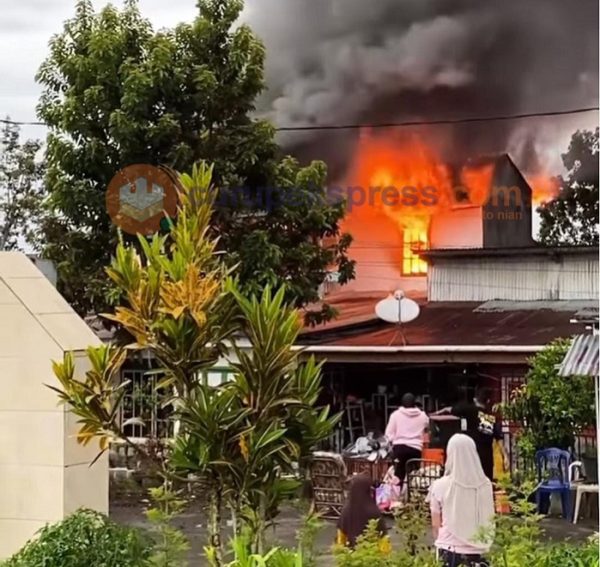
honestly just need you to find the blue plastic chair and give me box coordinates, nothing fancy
[534,448,572,519]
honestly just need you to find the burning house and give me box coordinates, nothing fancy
[298,134,599,454]
[335,133,556,295]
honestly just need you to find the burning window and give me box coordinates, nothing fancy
[402,228,428,276]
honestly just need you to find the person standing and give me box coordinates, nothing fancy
[385,393,429,485]
[449,388,505,482]
[428,434,495,567]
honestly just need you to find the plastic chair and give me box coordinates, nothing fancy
[534,448,571,519]
[569,460,600,524]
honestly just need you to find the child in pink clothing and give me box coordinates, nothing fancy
[385,393,429,486]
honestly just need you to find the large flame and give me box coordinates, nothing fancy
[342,131,558,276]
[344,133,496,275]
[350,134,451,274]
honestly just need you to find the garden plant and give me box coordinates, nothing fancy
[47,162,337,565]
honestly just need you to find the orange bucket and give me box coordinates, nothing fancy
[422,448,445,465]
[495,490,510,514]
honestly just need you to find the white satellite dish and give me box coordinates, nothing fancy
[375,290,420,324]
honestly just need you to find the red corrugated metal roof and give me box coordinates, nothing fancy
[305,291,427,332]
[300,298,588,347]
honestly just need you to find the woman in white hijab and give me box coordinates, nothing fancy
[427,433,495,567]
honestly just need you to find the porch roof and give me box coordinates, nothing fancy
[301,295,592,356]
[559,334,599,377]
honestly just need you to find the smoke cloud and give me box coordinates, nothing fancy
[243,0,598,179]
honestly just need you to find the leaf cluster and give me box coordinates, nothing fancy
[499,339,596,457]
[36,0,354,319]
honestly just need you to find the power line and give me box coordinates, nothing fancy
[1,105,598,131]
[276,106,599,132]
[0,117,45,127]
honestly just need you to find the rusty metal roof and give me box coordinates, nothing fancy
[420,245,599,260]
[559,334,599,377]
[300,298,590,348]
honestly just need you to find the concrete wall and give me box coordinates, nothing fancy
[27,256,58,287]
[0,252,108,559]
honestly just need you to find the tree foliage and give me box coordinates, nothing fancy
[500,339,596,456]
[36,0,353,320]
[0,120,45,251]
[538,128,599,246]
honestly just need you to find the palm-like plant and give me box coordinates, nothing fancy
[50,162,240,563]
[104,162,238,395]
[49,161,337,565]
[49,345,130,460]
[226,285,339,552]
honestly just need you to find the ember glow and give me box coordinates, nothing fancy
[342,131,559,276]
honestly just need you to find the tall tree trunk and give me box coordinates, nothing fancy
[229,500,240,538]
[208,482,223,566]
[256,493,267,555]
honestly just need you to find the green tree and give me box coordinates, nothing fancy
[36,0,353,320]
[538,128,599,245]
[0,120,45,251]
[500,339,596,457]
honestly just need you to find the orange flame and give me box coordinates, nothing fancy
[343,133,463,275]
[459,163,495,207]
[527,173,560,206]
[351,134,454,275]
[342,131,558,276]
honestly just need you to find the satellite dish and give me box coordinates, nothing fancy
[375,291,420,324]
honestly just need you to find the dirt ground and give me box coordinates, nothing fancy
[110,493,599,566]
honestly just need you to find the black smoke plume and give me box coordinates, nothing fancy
[244,0,598,179]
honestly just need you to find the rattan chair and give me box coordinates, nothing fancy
[405,459,444,503]
[310,452,349,520]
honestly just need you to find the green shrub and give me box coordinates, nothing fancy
[333,519,439,567]
[539,537,600,567]
[209,534,302,567]
[2,509,149,567]
[144,486,190,566]
[499,339,596,456]
[489,478,599,567]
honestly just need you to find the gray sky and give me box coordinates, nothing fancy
[0,1,202,139]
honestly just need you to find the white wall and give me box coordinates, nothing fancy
[428,252,599,302]
[340,204,427,295]
[0,252,108,559]
[429,207,483,249]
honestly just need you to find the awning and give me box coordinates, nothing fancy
[559,334,599,377]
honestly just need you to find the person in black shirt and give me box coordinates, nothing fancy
[449,388,503,481]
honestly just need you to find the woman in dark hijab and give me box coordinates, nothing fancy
[337,475,387,548]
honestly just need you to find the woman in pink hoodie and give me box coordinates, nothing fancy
[385,393,429,486]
